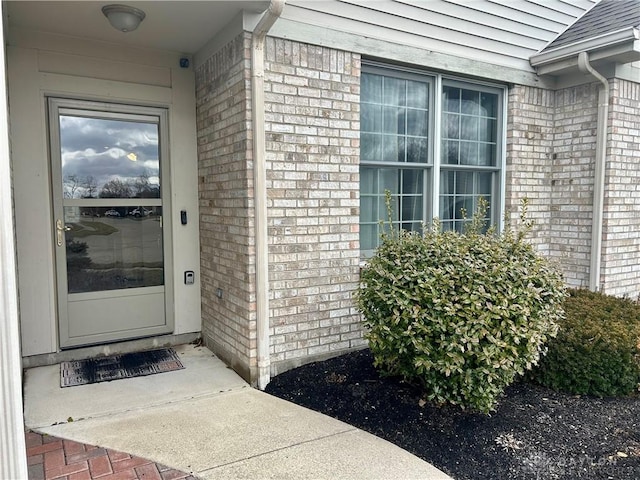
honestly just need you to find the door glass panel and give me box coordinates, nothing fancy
[60,116,160,199]
[65,206,164,293]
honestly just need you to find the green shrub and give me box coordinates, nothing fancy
[356,198,566,413]
[529,288,640,397]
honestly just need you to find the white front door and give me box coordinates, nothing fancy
[49,98,173,348]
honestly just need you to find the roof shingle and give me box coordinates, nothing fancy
[544,0,640,51]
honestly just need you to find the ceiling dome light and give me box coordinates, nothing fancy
[102,4,146,33]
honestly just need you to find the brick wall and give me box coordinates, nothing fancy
[548,78,640,298]
[196,33,256,381]
[549,83,599,289]
[196,31,638,384]
[506,85,554,254]
[506,83,631,294]
[263,37,366,374]
[601,78,640,297]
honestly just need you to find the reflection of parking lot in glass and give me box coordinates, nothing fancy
[66,210,163,293]
[79,217,162,263]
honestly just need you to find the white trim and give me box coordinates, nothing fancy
[432,74,442,221]
[615,63,640,83]
[0,7,28,476]
[499,85,508,233]
[531,27,640,67]
[271,18,553,88]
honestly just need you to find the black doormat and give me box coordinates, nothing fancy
[60,348,184,387]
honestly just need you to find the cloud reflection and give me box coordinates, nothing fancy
[60,115,160,199]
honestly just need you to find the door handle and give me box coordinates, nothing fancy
[55,219,69,246]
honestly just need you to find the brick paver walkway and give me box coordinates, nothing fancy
[26,430,196,480]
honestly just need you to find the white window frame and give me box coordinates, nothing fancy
[360,61,507,257]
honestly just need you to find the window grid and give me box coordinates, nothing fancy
[360,74,430,165]
[360,66,504,255]
[439,170,493,233]
[360,167,425,253]
[441,86,498,168]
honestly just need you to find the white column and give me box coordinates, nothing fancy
[0,4,28,478]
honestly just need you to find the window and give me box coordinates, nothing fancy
[359,64,504,256]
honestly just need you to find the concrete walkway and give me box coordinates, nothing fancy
[23,344,453,480]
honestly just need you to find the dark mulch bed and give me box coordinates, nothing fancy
[265,349,640,480]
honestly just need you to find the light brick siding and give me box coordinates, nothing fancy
[196,33,257,381]
[508,80,640,297]
[601,79,640,297]
[549,83,599,289]
[196,30,638,383]
[506,83,596,288]
[196,34,365,380]
[264,37,366,374]
[506,85,554,254]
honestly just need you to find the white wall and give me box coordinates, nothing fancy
[7,29,201,357]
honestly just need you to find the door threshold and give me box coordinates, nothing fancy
[22,332,200,369]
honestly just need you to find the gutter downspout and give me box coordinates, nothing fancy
[251,0,284,390]
[577,52,609,292]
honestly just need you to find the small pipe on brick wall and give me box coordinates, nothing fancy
[252,0,285,390]
[577,52,609,292]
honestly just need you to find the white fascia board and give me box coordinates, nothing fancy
[534,39,640,76]
[530,27,640,68]
[588,39,640,63]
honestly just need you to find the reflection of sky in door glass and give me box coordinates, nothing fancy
[60,116,160,199]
